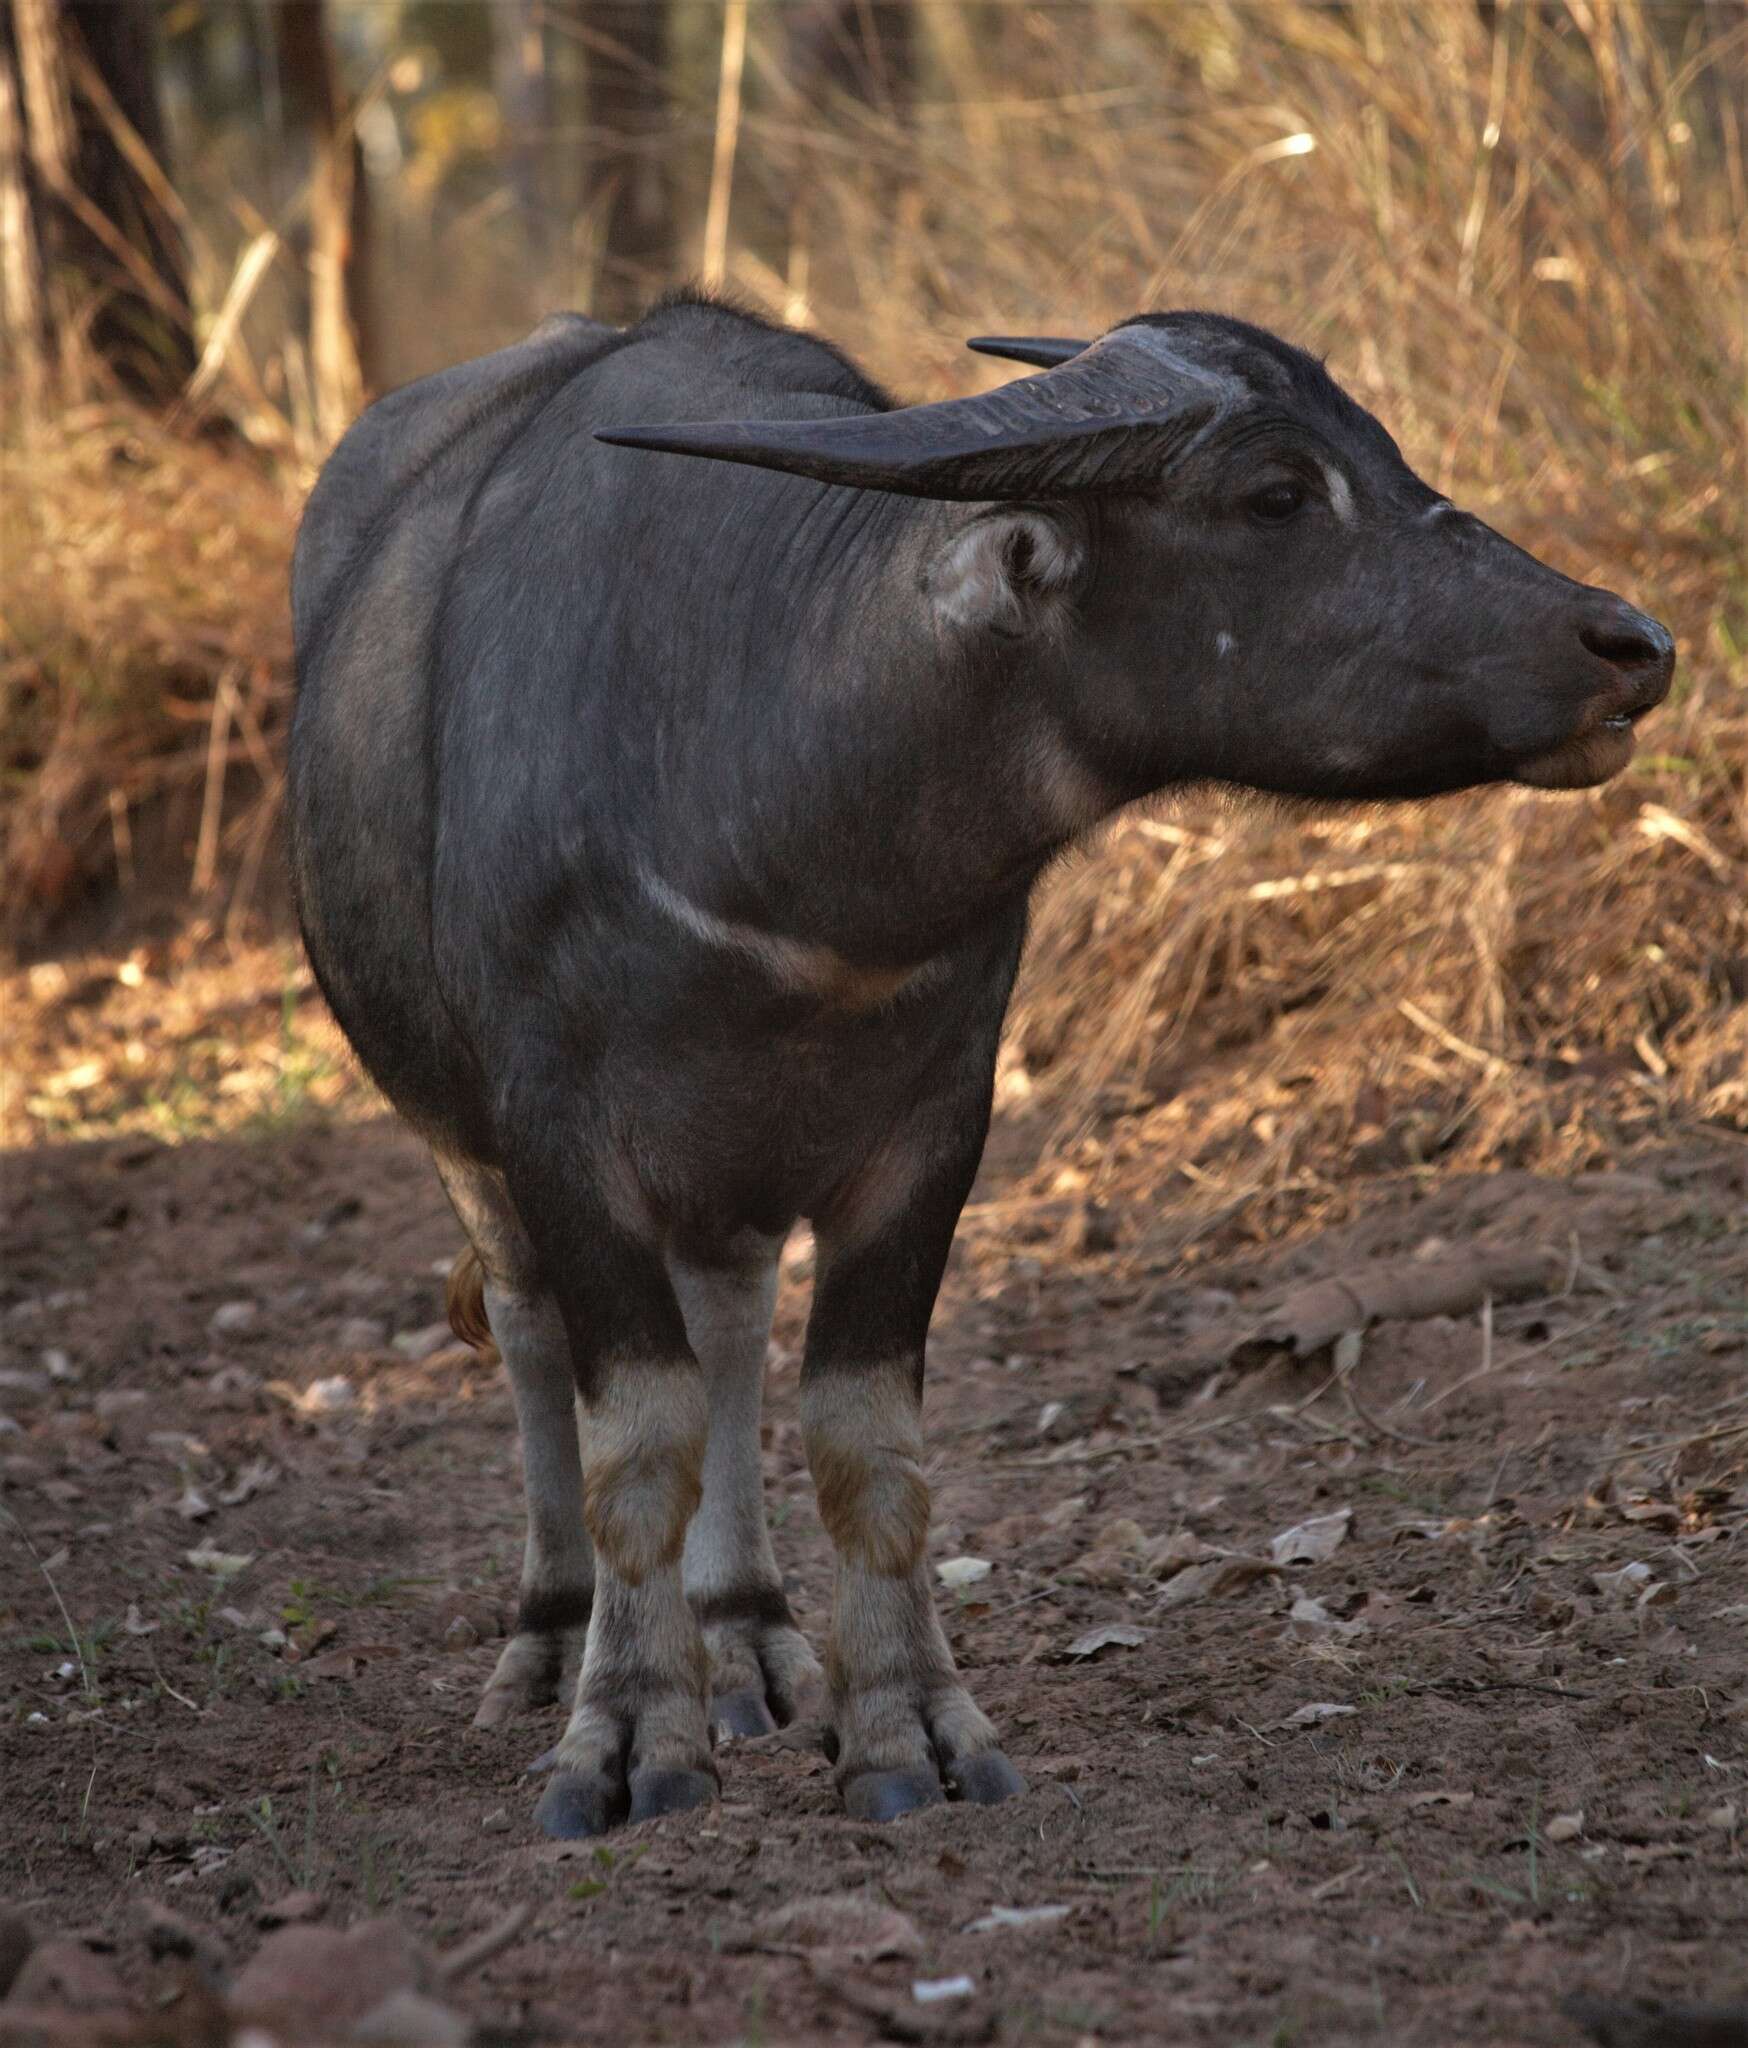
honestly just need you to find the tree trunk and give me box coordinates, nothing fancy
[569,0,673,324]
[782,0,917,324]
[273,0,373,443]
[0,46,48,429]
[3,0,194,405]
[492,0,549,265]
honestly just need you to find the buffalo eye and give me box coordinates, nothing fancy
[1244,479,1309,526]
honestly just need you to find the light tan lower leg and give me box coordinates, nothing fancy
[671,1250,820,1721]
[473,1285,595,1726]
[552,1363,715,1781]
[802,1365,998,1782]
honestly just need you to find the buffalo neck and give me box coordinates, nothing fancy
[643,489,1113,969]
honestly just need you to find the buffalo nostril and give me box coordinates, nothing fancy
[1578,609,1673,673]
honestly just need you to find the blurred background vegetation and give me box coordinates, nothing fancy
[1,1,1744,1210]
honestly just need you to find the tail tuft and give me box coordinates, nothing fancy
[445,1245,500,1363]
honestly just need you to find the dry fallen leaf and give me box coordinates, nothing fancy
[1143,1531,1211,1579]
[1283,1702,1357,1727]
[1622,1842,1692,1867]
[184,1541,254,1577]
[1287,1595,1367,1643]
[218,1457,279,1505]
[1063,1623,1150,1659]
[754,1895,923,1963]
[1272,1508,1353,1567]
[1408,1789,1475,1811]
[1620,1498,1681,1528]
[1157,1555,1278,1612]
[936,1556,993,1589]
[1064,1547,1133,1589]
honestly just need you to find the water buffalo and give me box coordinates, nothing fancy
[287,293,1672,1836]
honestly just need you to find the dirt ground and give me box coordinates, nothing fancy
[2,943,1745,2047]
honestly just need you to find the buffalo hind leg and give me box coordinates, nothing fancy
[802,1129,1024,1821]
[435,1161,593,1736]
[670,1245,821,1739]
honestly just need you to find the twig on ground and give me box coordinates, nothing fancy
[2,1503,94,1700]
[438,1902,536,1987]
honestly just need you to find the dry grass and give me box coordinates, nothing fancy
[0,407,299,941]
[2,0,1742,1197]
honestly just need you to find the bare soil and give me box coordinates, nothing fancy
[2,947,1745,2047]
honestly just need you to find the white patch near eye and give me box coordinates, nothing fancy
[1215,631,1236,657]
[1318,462,1355,526]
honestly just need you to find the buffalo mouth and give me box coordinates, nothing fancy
[1510,706,1645,790]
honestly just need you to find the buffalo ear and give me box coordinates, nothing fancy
[924,507,1084,637]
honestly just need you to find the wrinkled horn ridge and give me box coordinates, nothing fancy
[594,328,1240,500]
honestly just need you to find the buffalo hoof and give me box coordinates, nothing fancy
[710,1688,779,1740]
[534,1769,624,1839]
[843,1767,946,1823]
[524,1745,560,1775]
[628,1766,717,1825]
[946,1751,1026,1807]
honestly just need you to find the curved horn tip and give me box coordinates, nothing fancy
[966,335,1090,368]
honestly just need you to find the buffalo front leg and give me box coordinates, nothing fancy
[494,1179,715,1838]
[671,1246,821,1739]
[533,1348,719,1837]
[802,1141,1025,1822]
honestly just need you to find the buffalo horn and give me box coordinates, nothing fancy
[965,335,1088,368]
[594,325,1238,502]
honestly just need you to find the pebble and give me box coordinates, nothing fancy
[8,1938,130,2013]
[304,1376,355,1413]
[0,1370,49,1399]
[913,1976,976,2005]
[229,1919,431,2033]
[337,1316,389,1353]
[202,1365,260,1400]
[44,1349,78,1383]
[208,1300,259,1337]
